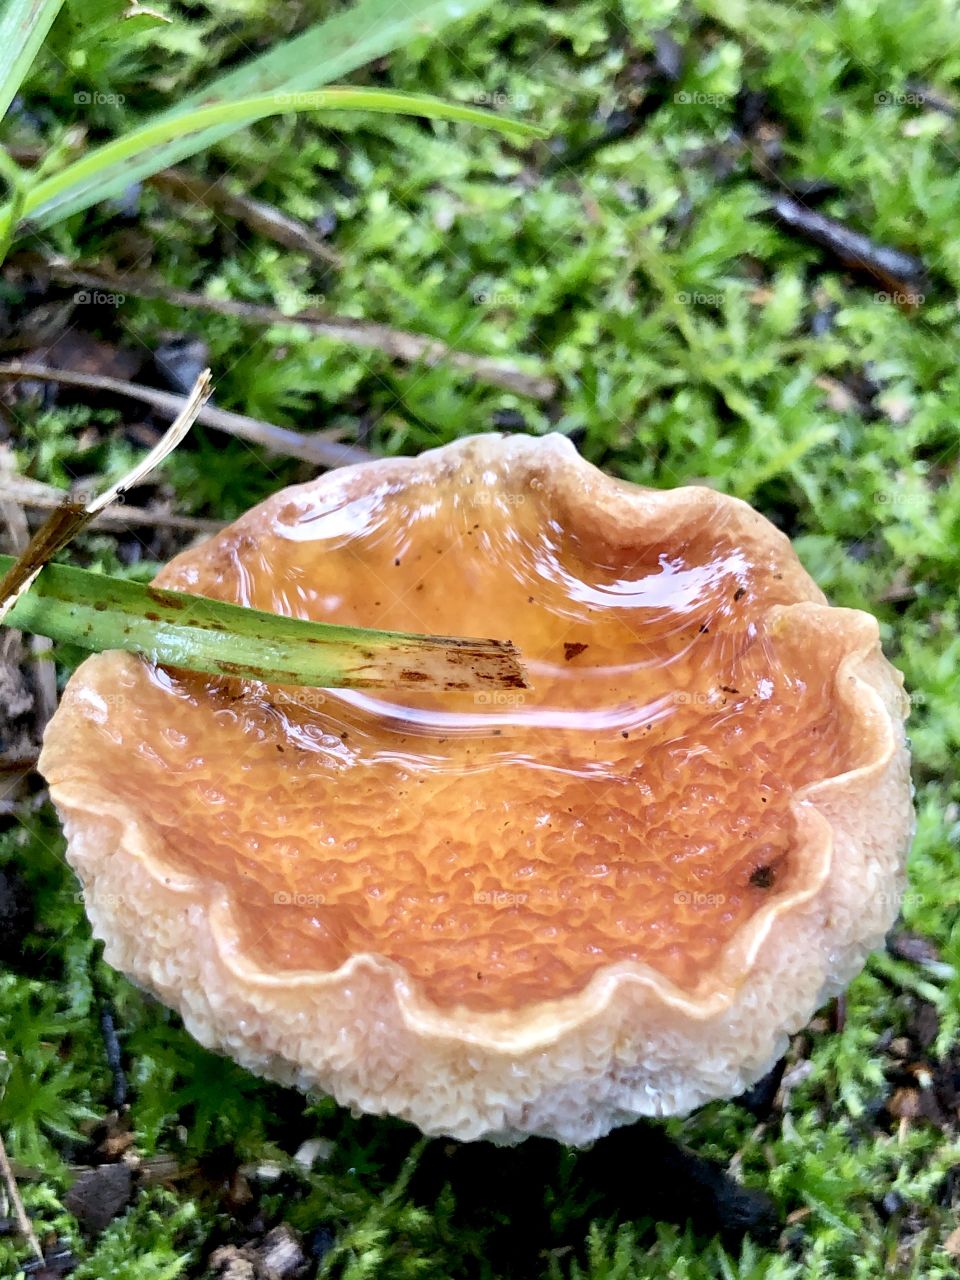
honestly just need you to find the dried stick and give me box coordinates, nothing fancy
[41,263,557,401]
[0,361,372,468]
[0,1128,43,1262]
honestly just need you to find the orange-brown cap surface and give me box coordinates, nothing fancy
[39,434,913,1144]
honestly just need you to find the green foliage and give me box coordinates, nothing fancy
[21,88,541,230]
[5,0,510,230]
[69,1191,202,1280]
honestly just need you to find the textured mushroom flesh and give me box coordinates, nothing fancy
[52,462,858,1012]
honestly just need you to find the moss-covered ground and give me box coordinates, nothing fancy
[1,1,959,1275]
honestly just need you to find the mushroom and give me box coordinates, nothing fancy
[39,434,913,1144]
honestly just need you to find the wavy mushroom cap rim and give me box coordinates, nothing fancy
[44,594,905,1056]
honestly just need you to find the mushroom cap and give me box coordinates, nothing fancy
[39,434,913,1144]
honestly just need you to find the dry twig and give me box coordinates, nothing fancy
[0,472,221,534]
[0,371,212,621]
[0,454,57,723]
[0,1125,43,1263]
[40,263,557,400]
[151,167,344,268]
[0,361,372,468]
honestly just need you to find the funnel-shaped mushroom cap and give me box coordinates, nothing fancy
[40,434,913,1144]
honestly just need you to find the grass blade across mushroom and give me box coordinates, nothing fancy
[0,369,526,693]
[0,554,526,692]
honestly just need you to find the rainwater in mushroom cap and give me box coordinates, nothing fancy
[39,434,913,1144]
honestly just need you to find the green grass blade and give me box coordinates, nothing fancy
[24,88,543,225]
[21,0,499,228]
[0,0,64,122]
[176,0,492,103]
[0,555,526,692]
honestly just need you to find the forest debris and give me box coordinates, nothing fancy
[887,930,942,966]
[764,195,928,297]
[98,1006,128,1111]
[0,869,33,963]
[208,1250,256,1280]
[259,1226,308,1279]
[878,568,918,605]
[208,1225,309,1280]
[0,467,221,534]
[292,1138,334,1170]
[63,1162,133,1234]
[737,96,927,303]
[151,168,343,269]
[904,82,958,116]
[0,372,211,623]
[911,1001,940,1051]
[888,1087,923,1119]
[37,263,556,400]
[153,336,209,397]
[21,1242,77,1277]
[2,551,528,691]
[97,1127,137,1164]
[25,331,142,385]
[138,1154,181,1186]
[0,1125,43,1262]
[1,450,58,729]
[815,375,860,415]
[0,628,39,805]
[0,629,33,723]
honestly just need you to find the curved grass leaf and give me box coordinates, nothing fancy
[20,0,504,228]
[24,88,545,225]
